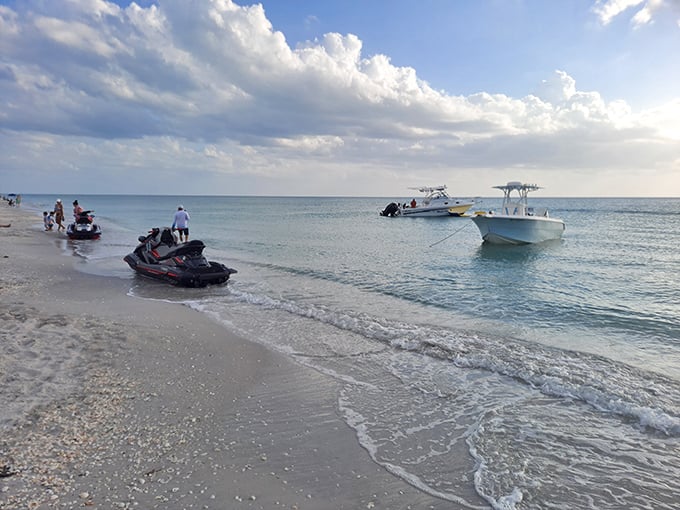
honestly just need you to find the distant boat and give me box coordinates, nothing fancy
[380,186,475,218]
[470,181,565,244]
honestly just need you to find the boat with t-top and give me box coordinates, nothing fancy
[380,186,475,218]
[470,181,565,244]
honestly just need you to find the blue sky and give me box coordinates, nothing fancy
[264,1,680,108]
[1,0,679,196]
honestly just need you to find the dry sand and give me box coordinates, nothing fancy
[0,201,463,509]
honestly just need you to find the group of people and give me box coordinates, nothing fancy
[3,194,21,207]
[41,200,191,242]
[42,199,91,232]
[42,198,66,231]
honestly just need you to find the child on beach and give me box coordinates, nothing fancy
[43,211,54,231]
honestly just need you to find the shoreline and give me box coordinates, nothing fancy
[0,202,466,509]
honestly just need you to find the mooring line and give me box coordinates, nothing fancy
[429,220,471,247]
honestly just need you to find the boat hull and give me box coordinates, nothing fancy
[400,200,474,218]
[401,206,454,217]
[447,202,474,217]
[470,214,564,244]
[123,252,234,287]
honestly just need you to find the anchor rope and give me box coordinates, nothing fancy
[429,221,472,247]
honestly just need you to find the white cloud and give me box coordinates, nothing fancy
[534,71,577,104]
[593,0,676,27]
[593,0,646,25]
[304,15,319,31]
[34,16,123,57]
[275,135,345,153]
[638,99,680,139]
[0,0,678,196]
[0,5,19,38]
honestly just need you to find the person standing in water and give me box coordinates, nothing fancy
[54,199,65,232]
[172,205,190,243]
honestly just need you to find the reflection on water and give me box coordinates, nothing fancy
[67,238,100,259]
[474,239,563,262]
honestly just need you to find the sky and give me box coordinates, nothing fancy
[0,0,679,197]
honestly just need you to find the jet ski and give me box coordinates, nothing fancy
[123,227,237,287]
[66,211,102,240]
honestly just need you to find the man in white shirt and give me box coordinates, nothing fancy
[172,205,190,243]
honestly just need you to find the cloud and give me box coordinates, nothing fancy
[304,15,319,31]
[0,0,678,196]
[593,0,677,28]
[593,0,646,25]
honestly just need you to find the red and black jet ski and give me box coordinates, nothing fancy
[66,211,102,240]
[123,227,236,287]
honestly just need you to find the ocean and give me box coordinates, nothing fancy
[20,194,680,509]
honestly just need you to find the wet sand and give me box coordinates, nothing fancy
[0,202,462,509]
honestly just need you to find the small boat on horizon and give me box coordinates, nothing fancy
[380,185,475,218]
[470,181,565,244]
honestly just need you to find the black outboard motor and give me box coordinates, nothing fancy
[380,202,401,217]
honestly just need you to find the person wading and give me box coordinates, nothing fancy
[172,205,190,243]
[54,199,65,232]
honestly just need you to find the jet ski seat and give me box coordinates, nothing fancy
[160,228,176,246]
[153,240,206,261]
[143,228,176,261]
[76,211,93,224]
[172,240,206,257]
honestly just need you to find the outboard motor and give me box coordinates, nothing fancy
[380,202,401,217]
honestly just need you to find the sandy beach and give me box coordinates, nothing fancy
[0,201,462,510]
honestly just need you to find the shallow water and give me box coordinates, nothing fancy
[21,194,680,509]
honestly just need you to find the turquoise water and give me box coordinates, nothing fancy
[22,194,680,509]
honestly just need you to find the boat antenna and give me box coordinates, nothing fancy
[429,221,471,247]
